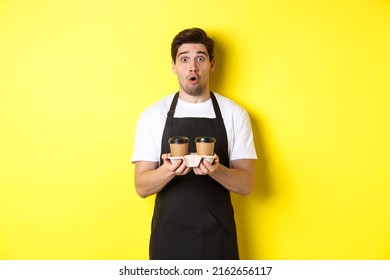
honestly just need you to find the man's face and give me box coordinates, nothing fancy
[172,43,215,97]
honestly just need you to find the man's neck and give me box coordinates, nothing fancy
[178,89,211,103]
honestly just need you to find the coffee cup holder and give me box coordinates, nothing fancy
[168,153,216,167]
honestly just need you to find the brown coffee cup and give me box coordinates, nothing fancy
[168,136,189,157]
[195,136,216,156]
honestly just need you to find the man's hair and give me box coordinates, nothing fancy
[171,28,214,63]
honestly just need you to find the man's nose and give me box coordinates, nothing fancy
[189,60,198,72]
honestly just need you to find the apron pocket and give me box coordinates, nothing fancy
[201,210,234,259]
[151,207,238,259]
[154,208,202,259]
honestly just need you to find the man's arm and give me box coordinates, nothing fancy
[134,154,192,198]
[193,157,255,196]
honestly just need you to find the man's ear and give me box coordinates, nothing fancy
[172,60,177,74]
[210,58,216,73]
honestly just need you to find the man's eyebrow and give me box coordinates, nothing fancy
[178,51,189,57]
[197,51,209,57]
[177,51,209,57]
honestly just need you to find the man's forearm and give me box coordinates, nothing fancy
[209,163,254,196]
[193,158,255,196]
[134,155,192,198]
[135,165,176,198]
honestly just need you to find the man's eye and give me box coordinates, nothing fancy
[197,57,205,62]
[181,57,188,62]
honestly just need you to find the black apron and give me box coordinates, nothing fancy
[149,92,239,260]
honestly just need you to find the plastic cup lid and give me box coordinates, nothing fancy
[168,136,189,144]
[195,136,216,143]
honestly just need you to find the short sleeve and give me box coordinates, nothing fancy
[229,108,257,161]
[131,111,161,163]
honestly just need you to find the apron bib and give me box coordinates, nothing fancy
[149,92,239,260]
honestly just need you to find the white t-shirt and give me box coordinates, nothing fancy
[131,93,257,164]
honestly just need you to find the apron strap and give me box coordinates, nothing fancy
[166,92,179,127]
[210,92,224,125]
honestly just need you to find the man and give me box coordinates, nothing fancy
[132,28,257,259]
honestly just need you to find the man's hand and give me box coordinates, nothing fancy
[193,155,220,175]
[161,153,192,176]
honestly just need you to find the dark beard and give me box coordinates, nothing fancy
[180,81,206,96]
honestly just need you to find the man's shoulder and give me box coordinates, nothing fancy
[214,92,247,114]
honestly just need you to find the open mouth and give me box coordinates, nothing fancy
[188,75,199,84]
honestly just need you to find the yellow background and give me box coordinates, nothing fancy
[1,0,390,259]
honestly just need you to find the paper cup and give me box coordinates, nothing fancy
[168,136,189,157]
[195,136,216,156]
